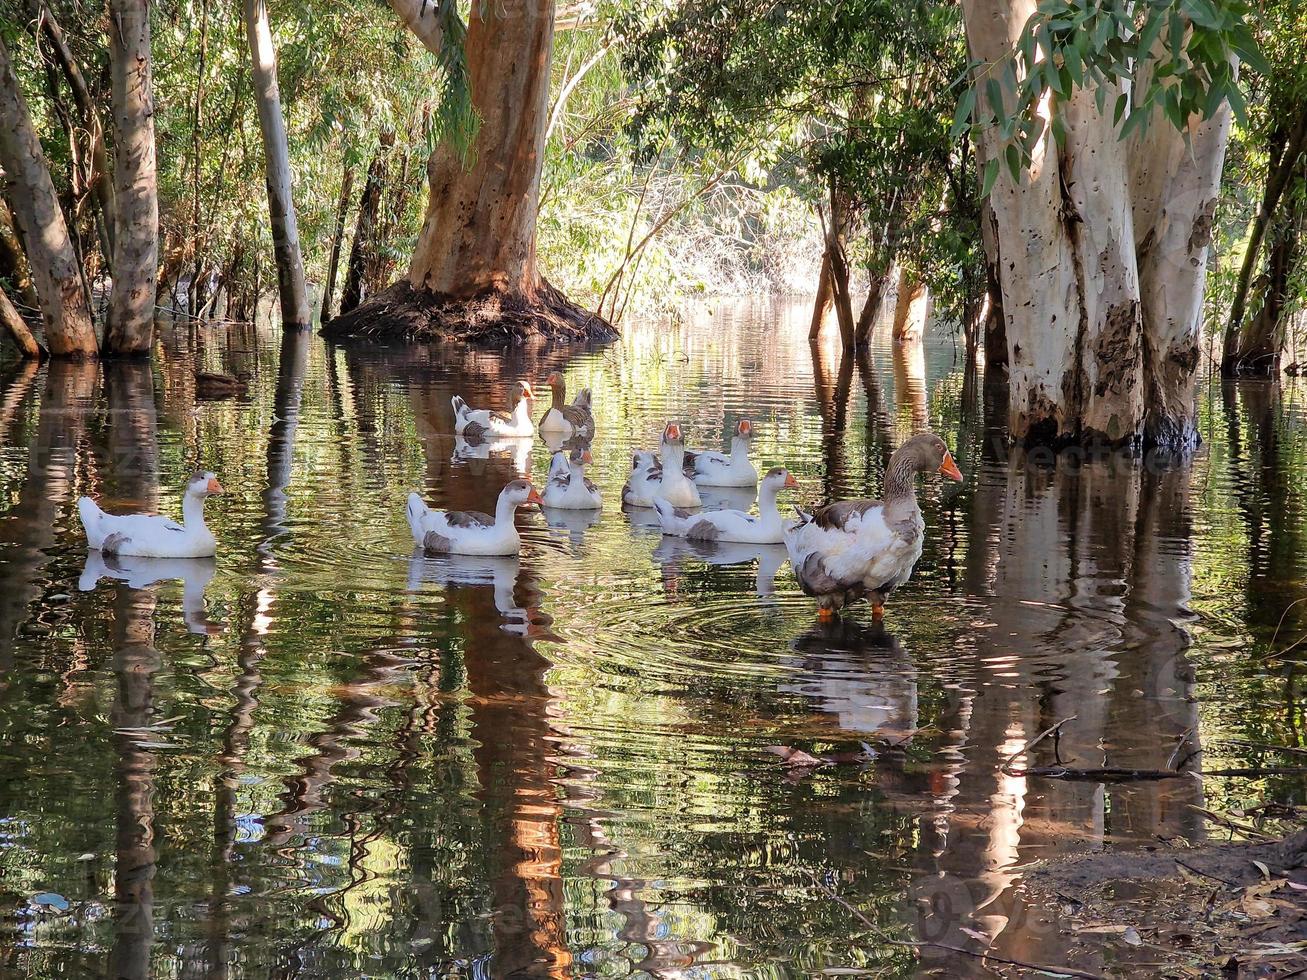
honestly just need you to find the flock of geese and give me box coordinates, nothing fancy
[77,372,964,622]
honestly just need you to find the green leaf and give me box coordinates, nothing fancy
[1137,9,1165,58]
[1113,91,1128,126]
[1051,110,1067,148]
[1004,142,1021,181]
[951,87,977,139]
[981,157,1000,198]
[985,78,1004,117]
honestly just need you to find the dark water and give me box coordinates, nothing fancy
[0,301,1304,978]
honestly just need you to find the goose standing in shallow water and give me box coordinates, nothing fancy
[538,372,595,440]
[785,432,962,621]
[406,480,543,556]
[78,471,224,558]
[685,419,758,487]
[654,466,797,543]
[452,381,536,438]
[622,422,701,509]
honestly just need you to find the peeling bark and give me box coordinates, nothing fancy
[106,0,159,356]
[0,287,43,359]
[0,34,97,357]
[245,0,311,328]
[321,166,354,322]
[890,267,929,344]
[964,0,1231,451]
[338,137,389,317]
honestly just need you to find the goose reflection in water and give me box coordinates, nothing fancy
[652,536,790,599]
[451,431,533,477]
[79,551,224,636]
[540,505,602,550]
[782,618,918,739]
[406,552,531,635]
[696,484,758,514]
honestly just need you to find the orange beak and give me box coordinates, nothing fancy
[545,372,560,385]
[666,423,681,441]
[522,383,535,399]
[739,419,752,436]
[526,486,544,506]
[582,450,594,465]
[784,473,798,489]
[206,477,225,494]
[938,451,963,482]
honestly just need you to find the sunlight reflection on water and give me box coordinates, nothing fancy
[0,299,1304,977]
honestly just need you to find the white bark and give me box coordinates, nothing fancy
[387,0,446,56]
[890,267,929,343]
[245,0,312,327]
[106,0,159,356]
[0,34,98,357]
[963,0,1231,449]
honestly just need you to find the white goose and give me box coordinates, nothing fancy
[538,372,595,439]
[685,419,758,487]
[622,422,701,509]
[452,381,536,438]
[406,479,543,556]
[654,466,797,543]
[542,448,602,510]
[78,471,223,558]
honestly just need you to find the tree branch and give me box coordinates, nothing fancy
[387,0,445,56]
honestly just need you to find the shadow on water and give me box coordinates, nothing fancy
[0,302,1304,976]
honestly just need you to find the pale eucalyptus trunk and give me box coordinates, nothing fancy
[245,0,311,327]
[106,0,159,356]
[963,0,1231,450]
[0,34,97,357]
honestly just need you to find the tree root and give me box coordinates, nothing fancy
[321,279,617,347]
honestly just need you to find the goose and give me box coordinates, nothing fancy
[653,466,797,543]
[406,479,543,556]
[542,448,602,509]
[538,372,595,439]
[452,381,536,438]
[785,432,961,621]
[622,422,701,509]
[78,471,224,558]
[685,419,758,487]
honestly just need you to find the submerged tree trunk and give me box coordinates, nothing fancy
[244,0,311,328]
[963,0,1229,450]
[0,35,97,357]
[321,166,354,321]
[0,198,40,310]
[106,0,159,356]
[325,0,612,345]
[808,249,833,340]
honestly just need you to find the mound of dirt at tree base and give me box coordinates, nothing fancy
[1023,830,1307,977]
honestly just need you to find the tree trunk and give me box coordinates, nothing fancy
[0,198,40,310]
[1225,178,1302,377]
[106,0,159,356]
[890,267,929,343]
[1131,98,1231,450]
[0,35,97,357]
[854,269,889,345]
[339,138,389,316]
[1223,105,1307,364]
[978,197,1007,369]
[808,248,832,340]
[324,0,612,345]
[31,2,116,266]
[825,182,855,351]
[321,165,353,321]
[963,0,1229,450]
[0,287,43,359]
[244,0,311,328]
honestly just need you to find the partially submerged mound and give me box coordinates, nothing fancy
[1023,830,1307,976]
[321,280,617,348]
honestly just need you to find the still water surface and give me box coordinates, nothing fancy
[0,301,1304,977]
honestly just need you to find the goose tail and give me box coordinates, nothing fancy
[451,394,469,423]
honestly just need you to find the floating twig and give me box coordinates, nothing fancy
[1000,715,1077,775]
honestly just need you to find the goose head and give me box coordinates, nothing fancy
[661,422,684,448]
[501,479,544,509]
[570,446,593,472]
[761,466,799,493]
[514,381,536,405]
[186,470,225,497]
[544,371,565,401]
[734,418,754,440]
[894,432,963,481]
